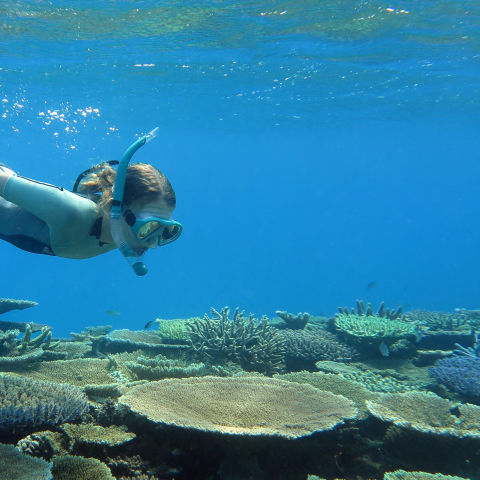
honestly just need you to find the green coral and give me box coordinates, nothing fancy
[188,307,285,375]
[338,299,404,320]
[314,360,424,393]
[384,471,469,480]
[276,370,380,418]
[335,313,417,340]
[405,310,469,331]
[125,354,209,380]
[0,443,52,480]
[366,391,480,439]
[60,423,135,450]
[52,455,114,480]
[155,318,198,343]
[0,324,61,367]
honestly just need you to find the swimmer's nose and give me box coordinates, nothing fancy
[147,236,159,249]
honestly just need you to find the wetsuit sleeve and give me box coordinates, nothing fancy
[1,175,91,228]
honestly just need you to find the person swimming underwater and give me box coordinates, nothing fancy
[0,128,182,276]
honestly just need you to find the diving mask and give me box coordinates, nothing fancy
[125,209,183,245]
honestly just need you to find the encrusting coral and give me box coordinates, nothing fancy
[188,307,285,375]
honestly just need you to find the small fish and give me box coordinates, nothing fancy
[143,319,159,329]
[379,342,390,357]
[105,310,121,317]
[367,281,377,290]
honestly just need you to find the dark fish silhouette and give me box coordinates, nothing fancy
[367,281,377,290]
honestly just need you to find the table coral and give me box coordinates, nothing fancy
[366,391,480,439]
[0,298,38,314]
[119,376,357,439]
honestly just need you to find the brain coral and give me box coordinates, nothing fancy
[0,374,89,431]
[119,376,357,439]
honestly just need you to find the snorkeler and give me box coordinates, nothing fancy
[0,128,182,276]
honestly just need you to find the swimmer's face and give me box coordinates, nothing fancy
[124,196,175,250]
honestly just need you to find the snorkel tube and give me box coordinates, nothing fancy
[110,127,159,276]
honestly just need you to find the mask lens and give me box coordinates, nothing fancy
[137,221,163,240]
[161,225,180,241]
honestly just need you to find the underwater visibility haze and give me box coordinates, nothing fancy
[0,1,480,479]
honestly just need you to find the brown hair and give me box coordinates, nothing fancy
[77,162,176,211]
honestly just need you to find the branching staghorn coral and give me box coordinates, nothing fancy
[187,307,285,375]
[338,299,404,320]
[0,323,63,366]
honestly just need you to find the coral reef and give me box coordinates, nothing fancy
[334,313,418,341]
[154,318,197,344]
[0,442,52,480]
[276,370,380,418]
[120,376,357,439]
[405,310,469,331]
[275,310,311,329]
[314,360,425,393]
[429,355,480,400]
[279,327,358,368]
[10,358,117,388]
[52,455,115,480]
[384,471,469,480]
[106,329,189,356]
[125,354,209,380]
[0,323,64,368]
[0,374,88,431]
[366,391,480,438]
[188,307,285,375]
[17,430,68,459]
[60,423,135,451]
[0,297,38,314]
[70,325,112,357]
[338,299,403,320]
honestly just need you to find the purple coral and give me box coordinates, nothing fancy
[429,355,480,399]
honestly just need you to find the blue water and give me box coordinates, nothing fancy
[1,1,479,337]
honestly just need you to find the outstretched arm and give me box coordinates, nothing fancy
[0,173,92,229]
